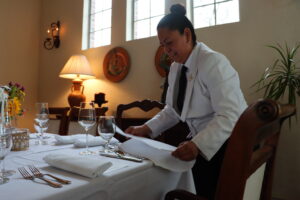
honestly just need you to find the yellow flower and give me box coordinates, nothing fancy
[8,97,23,118]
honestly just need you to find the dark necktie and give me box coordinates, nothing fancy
[177,65,187,115]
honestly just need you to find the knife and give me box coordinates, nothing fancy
[100,152,143,162]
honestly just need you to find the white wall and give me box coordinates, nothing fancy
[0,0,41,129]
[38,0,300,199]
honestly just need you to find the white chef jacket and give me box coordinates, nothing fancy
[146,42,247,160]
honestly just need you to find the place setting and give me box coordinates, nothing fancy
[54,102,143,163]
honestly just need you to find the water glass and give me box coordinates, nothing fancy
[35,103,49,145]
[0,133,13,184]
[0,101,16,177]
[78,102,96,155]
[98,116,116,153]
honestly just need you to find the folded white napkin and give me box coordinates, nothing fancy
[54,134,89,145]
[43,153,112,178]
[74,137,119,148]
[55,134,119,148]
[29,134,51,139]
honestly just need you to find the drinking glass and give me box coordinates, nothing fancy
[0,100,15,176]
[35,103,49,145]
[78,102,96,155]
[0,133,13,184]
[98,116,116,153]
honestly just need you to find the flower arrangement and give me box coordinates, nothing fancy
[1,82,26,118]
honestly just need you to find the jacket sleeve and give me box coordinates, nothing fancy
[191,53,247,160]
[145,104,180,138]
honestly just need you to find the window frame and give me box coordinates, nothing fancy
[82,0,112,50]
[127,0,166,41]
[190,0,239,29]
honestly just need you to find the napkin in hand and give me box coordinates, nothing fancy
[119,138,195,172]
[43,153,112,178]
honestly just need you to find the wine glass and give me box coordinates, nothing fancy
[98,116,116,153]
[78,102,96,155]
[35,103,49,145]
[0,132,13,184]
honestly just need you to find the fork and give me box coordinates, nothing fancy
[18,167,34,181]
[18,167,62,188]
[28,165,71,184]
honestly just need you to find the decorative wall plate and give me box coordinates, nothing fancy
[103,47,130,82]
[155,45,173,77]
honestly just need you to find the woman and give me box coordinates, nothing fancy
[126,4,247,199]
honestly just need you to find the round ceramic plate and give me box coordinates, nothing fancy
[103,47,130,82]
[154,45,173,77]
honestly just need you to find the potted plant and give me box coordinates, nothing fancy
[252,42,300,106]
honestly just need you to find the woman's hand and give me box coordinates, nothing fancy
[172,141,199,161]
[125,125,152,138]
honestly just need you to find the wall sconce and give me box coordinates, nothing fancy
[44,21,60,50]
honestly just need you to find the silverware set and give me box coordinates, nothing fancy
[100,150,143,162]
[18,166,71,188]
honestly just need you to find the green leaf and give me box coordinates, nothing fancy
[267,44,288,67]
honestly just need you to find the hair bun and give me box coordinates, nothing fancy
[170,4,186,16]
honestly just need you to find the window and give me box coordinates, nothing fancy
[191,0,239,29]
[82,0,112,49]
[127,0,165,41]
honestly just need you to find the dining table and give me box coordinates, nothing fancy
[1,134,195,200]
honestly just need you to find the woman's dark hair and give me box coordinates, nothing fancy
[157,4,196,45]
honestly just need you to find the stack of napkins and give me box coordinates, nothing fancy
[43,153,112,178]
[54,134,119,148]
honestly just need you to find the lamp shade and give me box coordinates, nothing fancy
[59,54,95,107]
[59,54,95,80]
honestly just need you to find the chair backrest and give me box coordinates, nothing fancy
[48,107,70,135]
[115,99,165,142]
[67,107,108,135]
[116,99,190,146]
[215,99,295,200]
[165,99,296,200]
[116,99,165,130]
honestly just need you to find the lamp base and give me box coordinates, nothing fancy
[68,80,86,107]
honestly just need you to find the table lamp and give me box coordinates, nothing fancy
[59,54,95,107]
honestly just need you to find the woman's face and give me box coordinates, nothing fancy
[158,27,194,64]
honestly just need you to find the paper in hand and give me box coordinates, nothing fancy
[115,124,195,172]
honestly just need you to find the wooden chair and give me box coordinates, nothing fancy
[67,106,108,135]
[165,99,296,200]
[116,99,165,130]
[116,99,189,146]
[48,107,70,135]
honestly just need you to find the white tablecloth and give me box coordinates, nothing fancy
[1,134,195,200]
